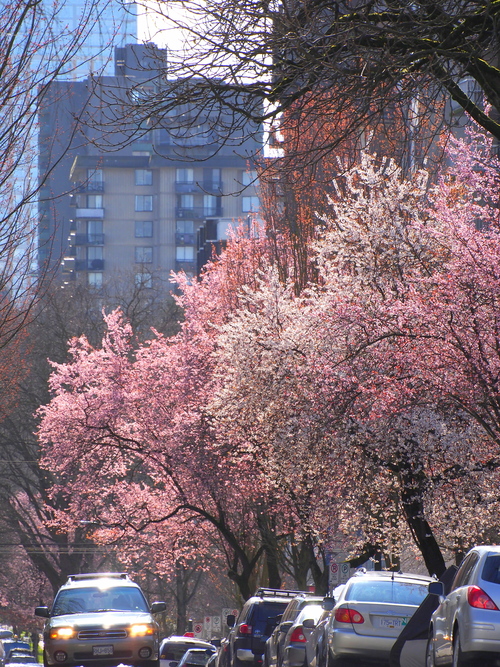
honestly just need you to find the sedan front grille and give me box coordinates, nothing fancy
[78,630,128,640]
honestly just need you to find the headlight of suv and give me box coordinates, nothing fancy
[50,627,76,640]
[129,624,154,637]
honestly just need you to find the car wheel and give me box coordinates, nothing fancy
[452,629,468,667]
[425,635,435,667]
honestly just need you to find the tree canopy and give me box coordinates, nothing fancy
[114,0,500,166]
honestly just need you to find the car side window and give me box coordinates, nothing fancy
[281,603,296,622]
[452,553,480,590]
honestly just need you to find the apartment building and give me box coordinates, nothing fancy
[38,43,262,286]
[65,158,260,286]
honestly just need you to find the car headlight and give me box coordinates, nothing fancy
[129,624,154,637]
[50,627,76,640]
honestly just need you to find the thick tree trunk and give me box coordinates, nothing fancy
[399,458,446,577]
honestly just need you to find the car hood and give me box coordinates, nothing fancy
[48,611,154,628]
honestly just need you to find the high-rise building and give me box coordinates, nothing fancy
[43,0,138,79]
[38,44,263,286]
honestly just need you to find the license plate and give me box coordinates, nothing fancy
[92,645,114,656]
[376,617,409,629]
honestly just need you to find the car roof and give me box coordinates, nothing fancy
[160,637,215,648]
[246,588,317,604]
[58,573,140,591]
[347,569,433,584]
[467,545,500,556]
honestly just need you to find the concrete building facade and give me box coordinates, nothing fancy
[38,44,262,287]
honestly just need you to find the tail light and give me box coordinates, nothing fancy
[238,624,252,635]
[289,626,307,643]
[335,607,365,624]
[467,586,499,610]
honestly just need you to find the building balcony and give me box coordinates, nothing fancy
[75,208,104,218]
[202,181,223,194]
[73,233,105,245]
[75,182,104,193]
[175,181,199,193]
[175,232,196,245]
[176,206,222,219]
[74,259,105,271]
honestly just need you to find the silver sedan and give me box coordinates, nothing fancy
[427,545,500,667]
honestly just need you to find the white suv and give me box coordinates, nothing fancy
[35,572,166,667]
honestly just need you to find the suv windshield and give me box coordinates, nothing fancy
[52,586,149,615]
[345,581,428,605]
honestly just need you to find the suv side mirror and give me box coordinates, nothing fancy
[226,614,236,628]
[302,618,316,629]
[151,601,167,614]
[322,597,335,611]
[428,582,444,597]
[35,606,50,618]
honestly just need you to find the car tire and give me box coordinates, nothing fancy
[425,635,435,667]
[452,629,468,667]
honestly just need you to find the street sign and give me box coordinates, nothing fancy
[340,562,350,583]
[193,623,203,638]
[329,560,339,586]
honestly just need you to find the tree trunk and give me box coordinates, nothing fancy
[399,457,446,577]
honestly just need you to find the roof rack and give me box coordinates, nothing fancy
[67,573,130,581]
[254,588,310,598]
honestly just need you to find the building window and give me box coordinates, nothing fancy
[176,168,194,183]
[135,169,153,185]
[135,272,153,288]
[204,168,221,190]
[87,220,103,234]
[135,246,153,263]
[87,169,103,187]
[135,221,153,238]
[242,196,260,212]
[176,220,194,234]
[87,247,103,260]
[179,194,194,209]
[88,272,103,288]
[242,170,258,187]
[204,194,221,216]
[87,194,103,208]
[135,195,153,211]
[176,246,195,262]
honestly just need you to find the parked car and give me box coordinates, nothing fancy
[324,569,433,666]
[160,636,217,667]
[177,648,217,667]
[5,653,34,664]
[264,595,323,667]
[280,604,325,667]
[34,572,166,667]
[5,657,39,666]
[226,588,308,667]
[2,644,31,663]
[426,545,500,666]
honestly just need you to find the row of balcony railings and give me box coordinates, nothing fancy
[74,182,105,193]
[73,259,105,271]
[75,208,105,218]
[175,180,223,194]
[72,233,105,245]
[176,206,222,218]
